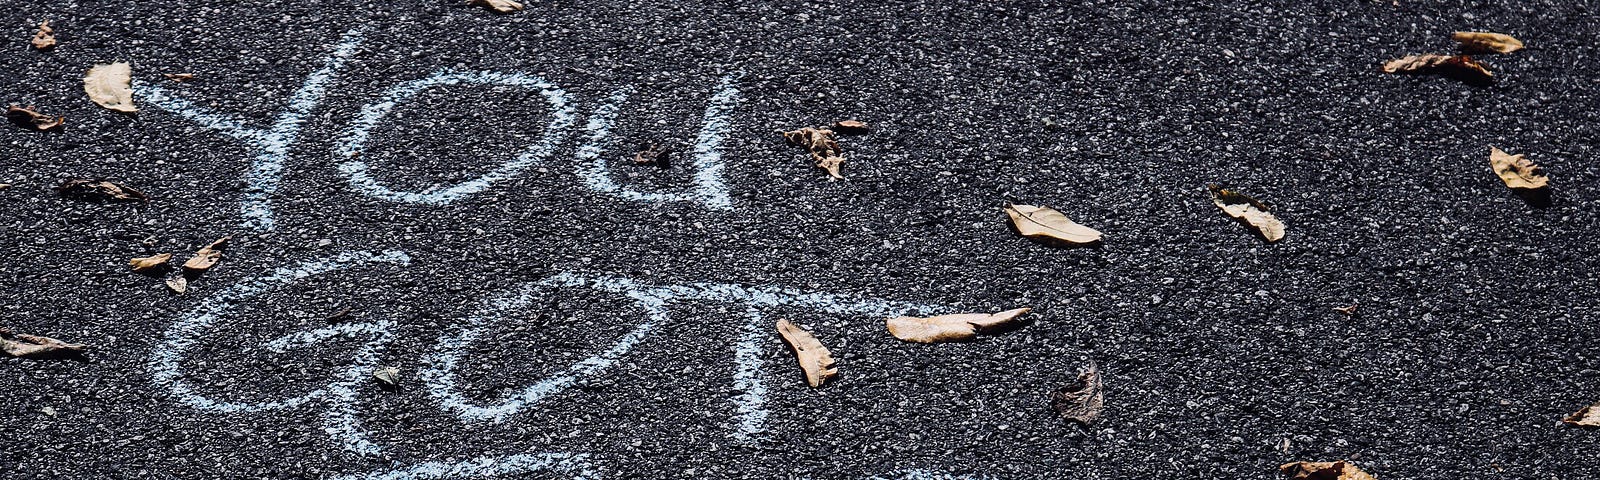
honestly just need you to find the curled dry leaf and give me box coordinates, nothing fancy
[1382,54,1492,82]
[886,307,1031,343]
[1279,461,1377,480]
[84,62,137,113]
[7,105,64,131]
[1488,146,1548,190]
[1051,363,1104,425]
[374,366,401,387]
[633,143,669,166]
[129,253,173,272]
[31,20,55,50]
[1332,303,1359,315]
[467,0,524,13]
[0,328,85,359]
[833,119,869,133]
[1005,204,1102,246]
[183,237,230,271]
[164,275,188,294]
[776,319,836,387]
[783,127,847,179]
[1565,401,1600,427]
[56,178,148,202]
[1209,184,1285,243]
[162,73,196,82]
[1453,31,1524,54]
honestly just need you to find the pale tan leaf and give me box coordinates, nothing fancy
[467,0,524,13]
[1005,204,1102,245]
[165,274,188,294]
[374,366,401,387]
[1051,363,1103,424]
[783,127,847,179]
[7,104,64,131]
[183,237,230,271]
[1488,146,1548,190]
[1209,185,1285,242]
[886,307,1031,343]
[1453,31,1524,54]
[1279,460,1377,480]
[129,253,173,272]
[0,328,85,359]
[1565,401,1600,427]
[833,119,869,133]
[776,319,836,387]
[31,20,55,50]
[1382,54,1492,82]
[817,155,845,179]
[162,73,196,82]
[56,178,147,201]
[84,62,136,113]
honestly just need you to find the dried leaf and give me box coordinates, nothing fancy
[31,20,55,50]
[783,127,847,179]
[129,253,173,272]
[816,155,845,180]
[1381,54,1492,82]
[1279,461,1377,480]
[56,178,148,202]
[183,237,230,272]
[632,143,669,166]
[164,275,188,294]
[1332,303,1359,315]
[0,328,85,359]
[1051,363,1104,424]
[1565,401,1600,427]
[776,319,836,388]
[1004,204,1103,245]
[7,105,64,131]
[374,366,401,387]
[162,73,196,82]
[467,0,524,13]
[886,307,1031,343]
[84,62,137,113]
[1209,184,1285,242]
[833,119,869,133]
[1488,146,1548,190]
[1453,31,1524,54]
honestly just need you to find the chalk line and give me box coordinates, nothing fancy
[730,305,769,442]
[137,29,366,231]
[149,250,411,455]
[331,453,597,480]
[570,75,739,210]
[336,70,575,204]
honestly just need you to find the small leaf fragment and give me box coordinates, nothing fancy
[374,366,401,387]
[1051,363,1104,425]
[1209,184,1285,242]
[7,105,64,131]
[632,143,670,167]
[0,328,85,359]
[467,0,524,13]
[1005,204,1103,245]
[84,62,137,113]
[1488,146,1548,190]
[1382,54,1493,82]
[162,73,196,82]
[1453,31,1524,54]
[833,119,869,133]
[183,237,230,272]
[31,20,55,50]
[886,307,1031,343]
[1565,401,1600,427]
[783,127,847,179]
[776,319,836,388]
[56,178,148,202]
[164,275,188,294]
[1279,461,1377,480]
[1332,303,1358,316]
[129,253,173,272]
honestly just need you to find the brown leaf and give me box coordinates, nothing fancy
[467,0,524,13]
[31,20,55,50]
[1565,401,1600,427]
[1488,146,1548,190]
[1453,31,1524,54]
[183,237,231,272]
[0,328,85,359]
[632,143,669,166]
[886,307,1031,343]
[1209,184,1285,242]
[7,105,64,131]
[1381,54,1492,82]
[783,127,848,179]
[776,319,836,387]
[162,73,196,82]
[129,253,173,272]
[1279,461,1377,480]
[1051,363,1104,425]
[1332,303,1359,316]
[84,62,137,113]
[833,119,869,133]
[1005,204,1103,245]
[164,274,188,294]
[56,178,148,202]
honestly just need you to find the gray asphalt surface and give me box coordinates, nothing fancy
[3,1,1599,479]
